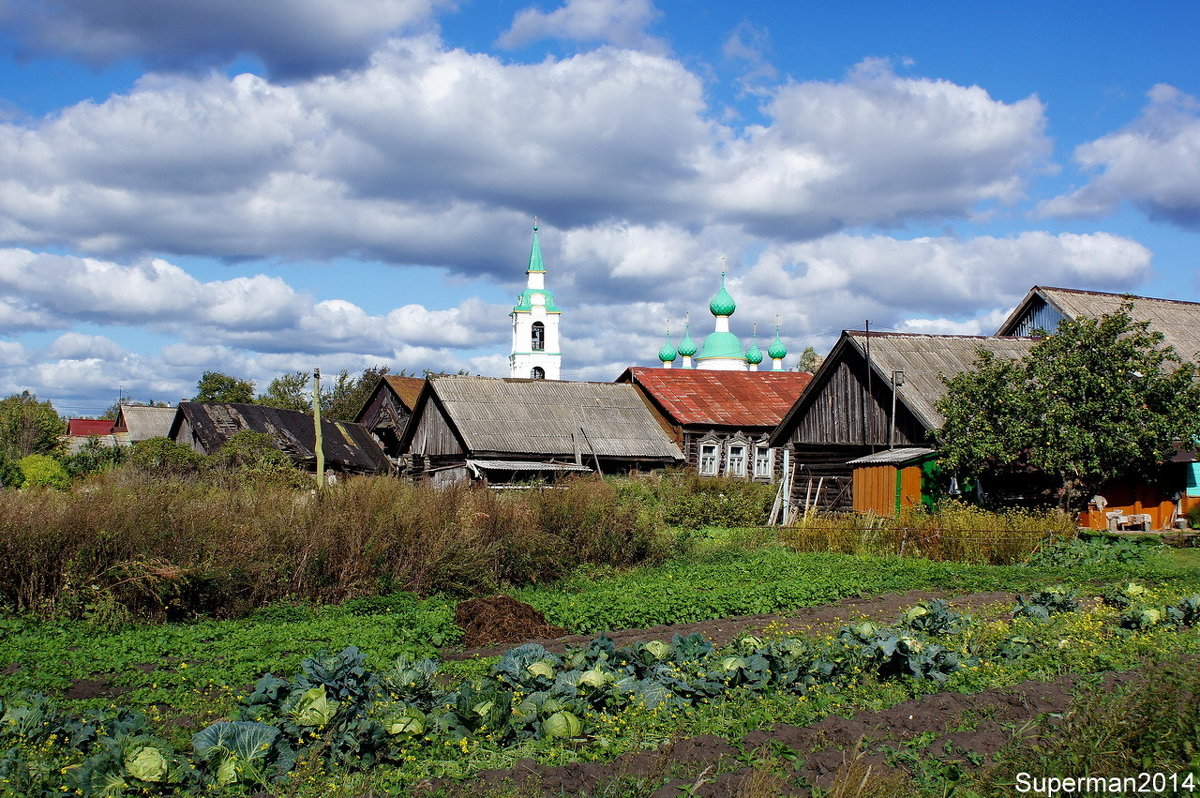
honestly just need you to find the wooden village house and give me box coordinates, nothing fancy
[769,331,1035,516]
[398,375,683,485]
[169,402,389,476]
[354,375,425,464]
[615,367,811,482]
[998,286,1200,530]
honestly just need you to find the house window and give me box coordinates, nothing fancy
[699,444,718,475]
[726,444,746,476]
[531,321,545,351]
[530,367,546,379]
[754,446,773,478]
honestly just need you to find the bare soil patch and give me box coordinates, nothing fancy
[64,675,132,700]
[449,589,1015,660]
[455,595,567,649]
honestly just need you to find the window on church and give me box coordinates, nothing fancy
[531,321,545,351]
[726,444,746,476]
[531,367,546,379]
[754,446,772,478]
[699,444,718,475]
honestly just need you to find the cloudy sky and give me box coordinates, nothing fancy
[0,0,1197,415]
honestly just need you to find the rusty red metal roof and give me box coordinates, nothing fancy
[67,418,117,436]
[620,367,812,428]
[382,375,426,410]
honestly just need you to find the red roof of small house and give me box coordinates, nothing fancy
[67,418,117,436]
[617,367,813,429]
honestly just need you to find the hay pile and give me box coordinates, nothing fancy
[455,595,566,648]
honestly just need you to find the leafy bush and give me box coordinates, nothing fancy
[15,454,70,490]
[209,430,308,488]
[1026,536,1154,569]
[126,437,206,476]
[58,438,126,479]
[611,470,776,530]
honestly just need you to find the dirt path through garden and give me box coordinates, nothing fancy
[448,589,1016,660]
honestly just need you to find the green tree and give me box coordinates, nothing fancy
[935,304,1200,510]
[0,391,66,459]
[60,437,128,479]
[258,371,312,412]
[795,346,824,373]
[193,371,255,403]
[322,365,391,421]
[16,454,71,490]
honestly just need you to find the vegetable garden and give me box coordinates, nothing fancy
[4,528,1200,796]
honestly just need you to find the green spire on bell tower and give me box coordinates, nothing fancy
[527,218,545,273]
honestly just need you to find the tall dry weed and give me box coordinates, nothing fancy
[0,473,661,619]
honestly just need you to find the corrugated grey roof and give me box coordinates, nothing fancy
[999,286,1200,362]
[846,447,936,466]
[429,376,683,461]
[466,459,592,472]
[848,333,1036,430]
[117,405,177,441]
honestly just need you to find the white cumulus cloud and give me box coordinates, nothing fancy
[1040,84,1200,229]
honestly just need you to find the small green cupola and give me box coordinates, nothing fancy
[745,326,763,365]
[657,326,678,365]
[677,322,697,358]
[708,272,737,317]
[768,324,788,360]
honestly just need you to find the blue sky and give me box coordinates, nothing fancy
[0,0,1197,415]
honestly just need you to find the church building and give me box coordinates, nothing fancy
[509,222,562,380]
[657,273,790,371]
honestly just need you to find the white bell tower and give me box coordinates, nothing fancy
[509,221,562,380]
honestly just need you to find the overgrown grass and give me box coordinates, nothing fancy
[782,502,1079,564]
[0,474,664,620]
[609,470,778,530]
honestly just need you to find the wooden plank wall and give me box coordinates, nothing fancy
[794,355,927,448]
[410,400,463,456]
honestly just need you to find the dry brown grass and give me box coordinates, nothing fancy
[781,502,1077,564]
[0,474,662,619]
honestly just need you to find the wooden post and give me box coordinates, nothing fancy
[313,368,325,488]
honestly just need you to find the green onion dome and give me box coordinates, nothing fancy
[698,331,744,360]
[677,325,697,357]
[657,334,678,363]
[745,341,763,365]
[768,329,788,360]
[708,272,736,317]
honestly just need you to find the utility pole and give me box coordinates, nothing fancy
[889,370,905,449]
[313,368,325,488]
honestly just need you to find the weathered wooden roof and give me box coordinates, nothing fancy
[771,331,1036,446]
[170,402,389,473]
[114,405,176,441]
[998,286,1200,361]
[617,367,812,429]
[411,376,683,461]
[846,447,936,466]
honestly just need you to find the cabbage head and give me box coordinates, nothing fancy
[542,711,582,739]
[577,666,614,690]
[292,685,338,728]
[720,656,748,673]
[125,745,168,783]
[644,641,671,661]
[527,661,556,680]
[386,708,426,736]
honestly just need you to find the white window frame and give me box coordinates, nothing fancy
[699,443,719,475]
[726,442,747,476]
[754,445,773,478]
